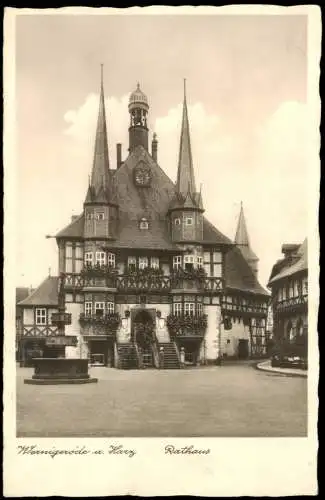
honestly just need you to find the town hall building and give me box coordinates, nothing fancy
[18,72,270,368]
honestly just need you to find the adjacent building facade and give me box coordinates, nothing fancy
[267,240,308,351]
[18,75,269,368]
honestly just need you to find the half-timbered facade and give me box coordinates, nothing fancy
[268,240,308,349]
[18,73,269,368]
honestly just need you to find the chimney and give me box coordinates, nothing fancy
[281,244,300,259]
[116,143,122,169]
[152,133,158,162]
[71,215,78,223]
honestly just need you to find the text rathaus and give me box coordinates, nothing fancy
[18,73,270,368]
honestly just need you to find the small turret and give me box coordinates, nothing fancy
[234,202,259,277]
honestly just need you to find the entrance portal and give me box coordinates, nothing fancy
[132,310,155,367]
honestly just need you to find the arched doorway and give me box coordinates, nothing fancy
[132,310,155,367]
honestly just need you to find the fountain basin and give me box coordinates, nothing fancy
[24,358,98,385]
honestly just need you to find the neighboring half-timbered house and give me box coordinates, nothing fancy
[18,74,269,368]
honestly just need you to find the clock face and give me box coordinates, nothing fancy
[134,163,152,186]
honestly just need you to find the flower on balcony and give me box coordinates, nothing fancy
[80,263,118,277]
[125,266,164,278]
[79,312,120,329]
[166,314,208,337]
[171,267,207,281]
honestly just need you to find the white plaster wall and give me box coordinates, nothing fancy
[65,303,83,359]
[23,308,34,324]
[205,305,222,361]
[155,303,171,342]
[221,319,250,357]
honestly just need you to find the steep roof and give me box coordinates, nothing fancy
[17,277,59,306]
[56,214,84,239]
[234,203,258,262]
[90,66,110,195]
[268,238,307,286]
[176,80,196,196]
[224,246,269,296]
[16,287,32,304]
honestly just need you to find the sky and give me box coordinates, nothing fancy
[14,12,309,289]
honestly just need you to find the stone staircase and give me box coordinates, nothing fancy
[158,342,180,369]
[116,343,138,369]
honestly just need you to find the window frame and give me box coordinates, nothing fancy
[84,252,93,266]
[85,302,93,317]
[150,257,160,269]
[107,252,115,267]
[35,308,47,325]
[173,255,182,270]
[95,251,106,267]
[139,256,149,270]
[94,302,105,317]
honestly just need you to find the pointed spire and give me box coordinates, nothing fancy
[176,78,196,196]
[90,64,110,196]
[235,202,259,267]
[235,202,250,247]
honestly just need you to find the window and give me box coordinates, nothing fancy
[86,213,92,220]
[139,257,148,269]
[173,303,182,316]
[197,256,203,268]
[66,244,73,258]
[84,252,93,266]
[204,251,211,277]
[95,212,105,221]
[139,218,149,230]
[173,255,182,270]
[35,308,46,325]
[75,244,83,259]
[184,303,195,316]
[75,260,83,273]
[185,217,193,225]
[85,302,92,316]
[94,302,105,317]
[128,256,136,269]
[107,302,115,314]
[212,251,222,278]
[95,252,106,267]
[303,277,308,295]
[288,282,294,298]
[151,257,159,269]
[107,253,115,267]
[184,255,194,271]
[174,218,181,225]
[197,303,203,315]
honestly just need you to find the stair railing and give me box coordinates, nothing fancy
[114,342,119,369]
[173,341,181,367]
[151,338,160,369]
[133,342,141,369]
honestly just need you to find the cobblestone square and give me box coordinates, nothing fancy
[17,363,307,437]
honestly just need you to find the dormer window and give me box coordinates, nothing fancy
[174,218,181,226]
[139,218,149,230]
[185,217,193,226]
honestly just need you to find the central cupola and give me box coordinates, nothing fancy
[128,82,149,152]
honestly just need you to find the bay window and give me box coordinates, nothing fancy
[184,303,195,316]
[107,253,115,267]
[184,255,194,271]
[94,302,105,317]
[95,252,106,267]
